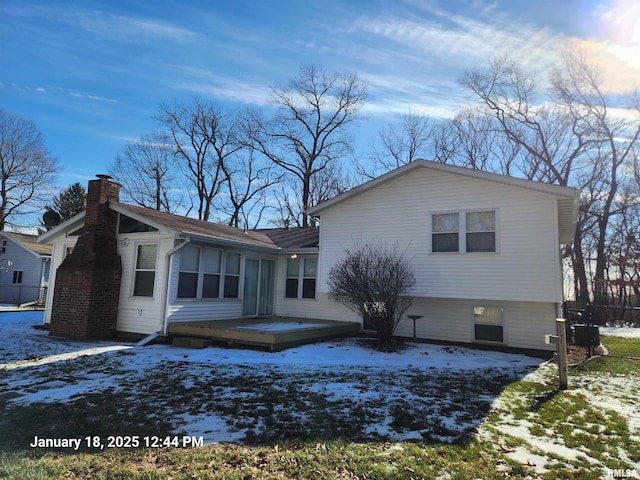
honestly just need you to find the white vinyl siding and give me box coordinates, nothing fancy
[316,167,563,304]
[115,234,174,335]
[396,297,556,351]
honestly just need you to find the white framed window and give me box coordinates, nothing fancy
[432,210,496,253]
[202,248,221,298]
[177,246,241,299]
[474,306,504,343]
[224,252,241,298]
[286,256,317,299]
[177,245,200,298]
[12,270,23,284]
[133,244,158,297]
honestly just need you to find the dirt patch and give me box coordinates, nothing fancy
[566,344,606,365]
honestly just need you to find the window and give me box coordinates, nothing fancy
[432,211,496,253]
[177,246,240,299]
[133,244,157,297]
[12,270,23,284]
[432,213,459,252]
[286,256,317,299]
[202,249,221,298]
[466,211,496,252]
[118,214,159,233]
[178,246,200,298]
[474,306,503,343]
[1,240,6,254]
[224,252,241,298]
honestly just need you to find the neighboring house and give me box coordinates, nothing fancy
[38,160,579,351]
[0,231,52,305]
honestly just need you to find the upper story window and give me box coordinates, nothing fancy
[177,245,240,299]
[432,211,496,253]
[286,256,317,299]
[12,270,23,284]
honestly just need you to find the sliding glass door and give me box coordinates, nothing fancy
[243,258,275,317]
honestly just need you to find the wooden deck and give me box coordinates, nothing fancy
[168,316,361,351]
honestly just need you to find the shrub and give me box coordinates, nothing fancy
[328,243,416,342]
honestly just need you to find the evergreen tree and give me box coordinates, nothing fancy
[42,183,86,230]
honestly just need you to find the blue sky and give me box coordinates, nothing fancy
[1,0,639,189]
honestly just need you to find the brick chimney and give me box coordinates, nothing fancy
[49,175,123,340]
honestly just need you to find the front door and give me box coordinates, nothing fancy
[243,259,275,317]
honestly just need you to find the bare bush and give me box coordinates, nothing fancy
[328,243,415,342]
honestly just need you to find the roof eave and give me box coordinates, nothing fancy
[307,159,582,215]
[37,211,86,244]
[187,233,281,253]
[109,203,179,236]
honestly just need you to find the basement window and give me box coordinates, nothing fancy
[474,306,504,343]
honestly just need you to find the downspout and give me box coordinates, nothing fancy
[160,235,190,336]
[136,235,190,347]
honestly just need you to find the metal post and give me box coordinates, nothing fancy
[407,315,423,339]
[586,303,594,357]
[556,318,568,390]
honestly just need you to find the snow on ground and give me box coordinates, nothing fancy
[0,310,544,446]
[0,311,541,370]
[479,364,640,474]
[600,326,640,338]
[2,309,638,477]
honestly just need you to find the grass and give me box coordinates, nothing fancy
[0,341,638,479]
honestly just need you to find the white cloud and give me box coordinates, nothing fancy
[68,91,118,103]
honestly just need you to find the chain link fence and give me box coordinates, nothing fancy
[564,302,640,361]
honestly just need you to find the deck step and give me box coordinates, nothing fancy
[172,336,212,349]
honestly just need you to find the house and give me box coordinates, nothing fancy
[37,160,579,351]
[0,231,52,305]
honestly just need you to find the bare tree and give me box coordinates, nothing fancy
[459,54,640,305]
[221,144,281,229]
[110,131,182,213]
[158,98,241,221]
[217,111,284,229]
[0,110,58,230]
[447,109,522,174]
[366,113,436,177]
[256,65,367,227]
[550,53,640,305]
[328,242,415,343]
[272,160,354,228]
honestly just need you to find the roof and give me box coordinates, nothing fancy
[113,203,280,250]
[307,159,581,244]
[38,202,319,252]
[1,231,52,256]
[259,227,319,249]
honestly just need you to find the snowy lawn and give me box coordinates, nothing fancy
[1,311,639,479]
